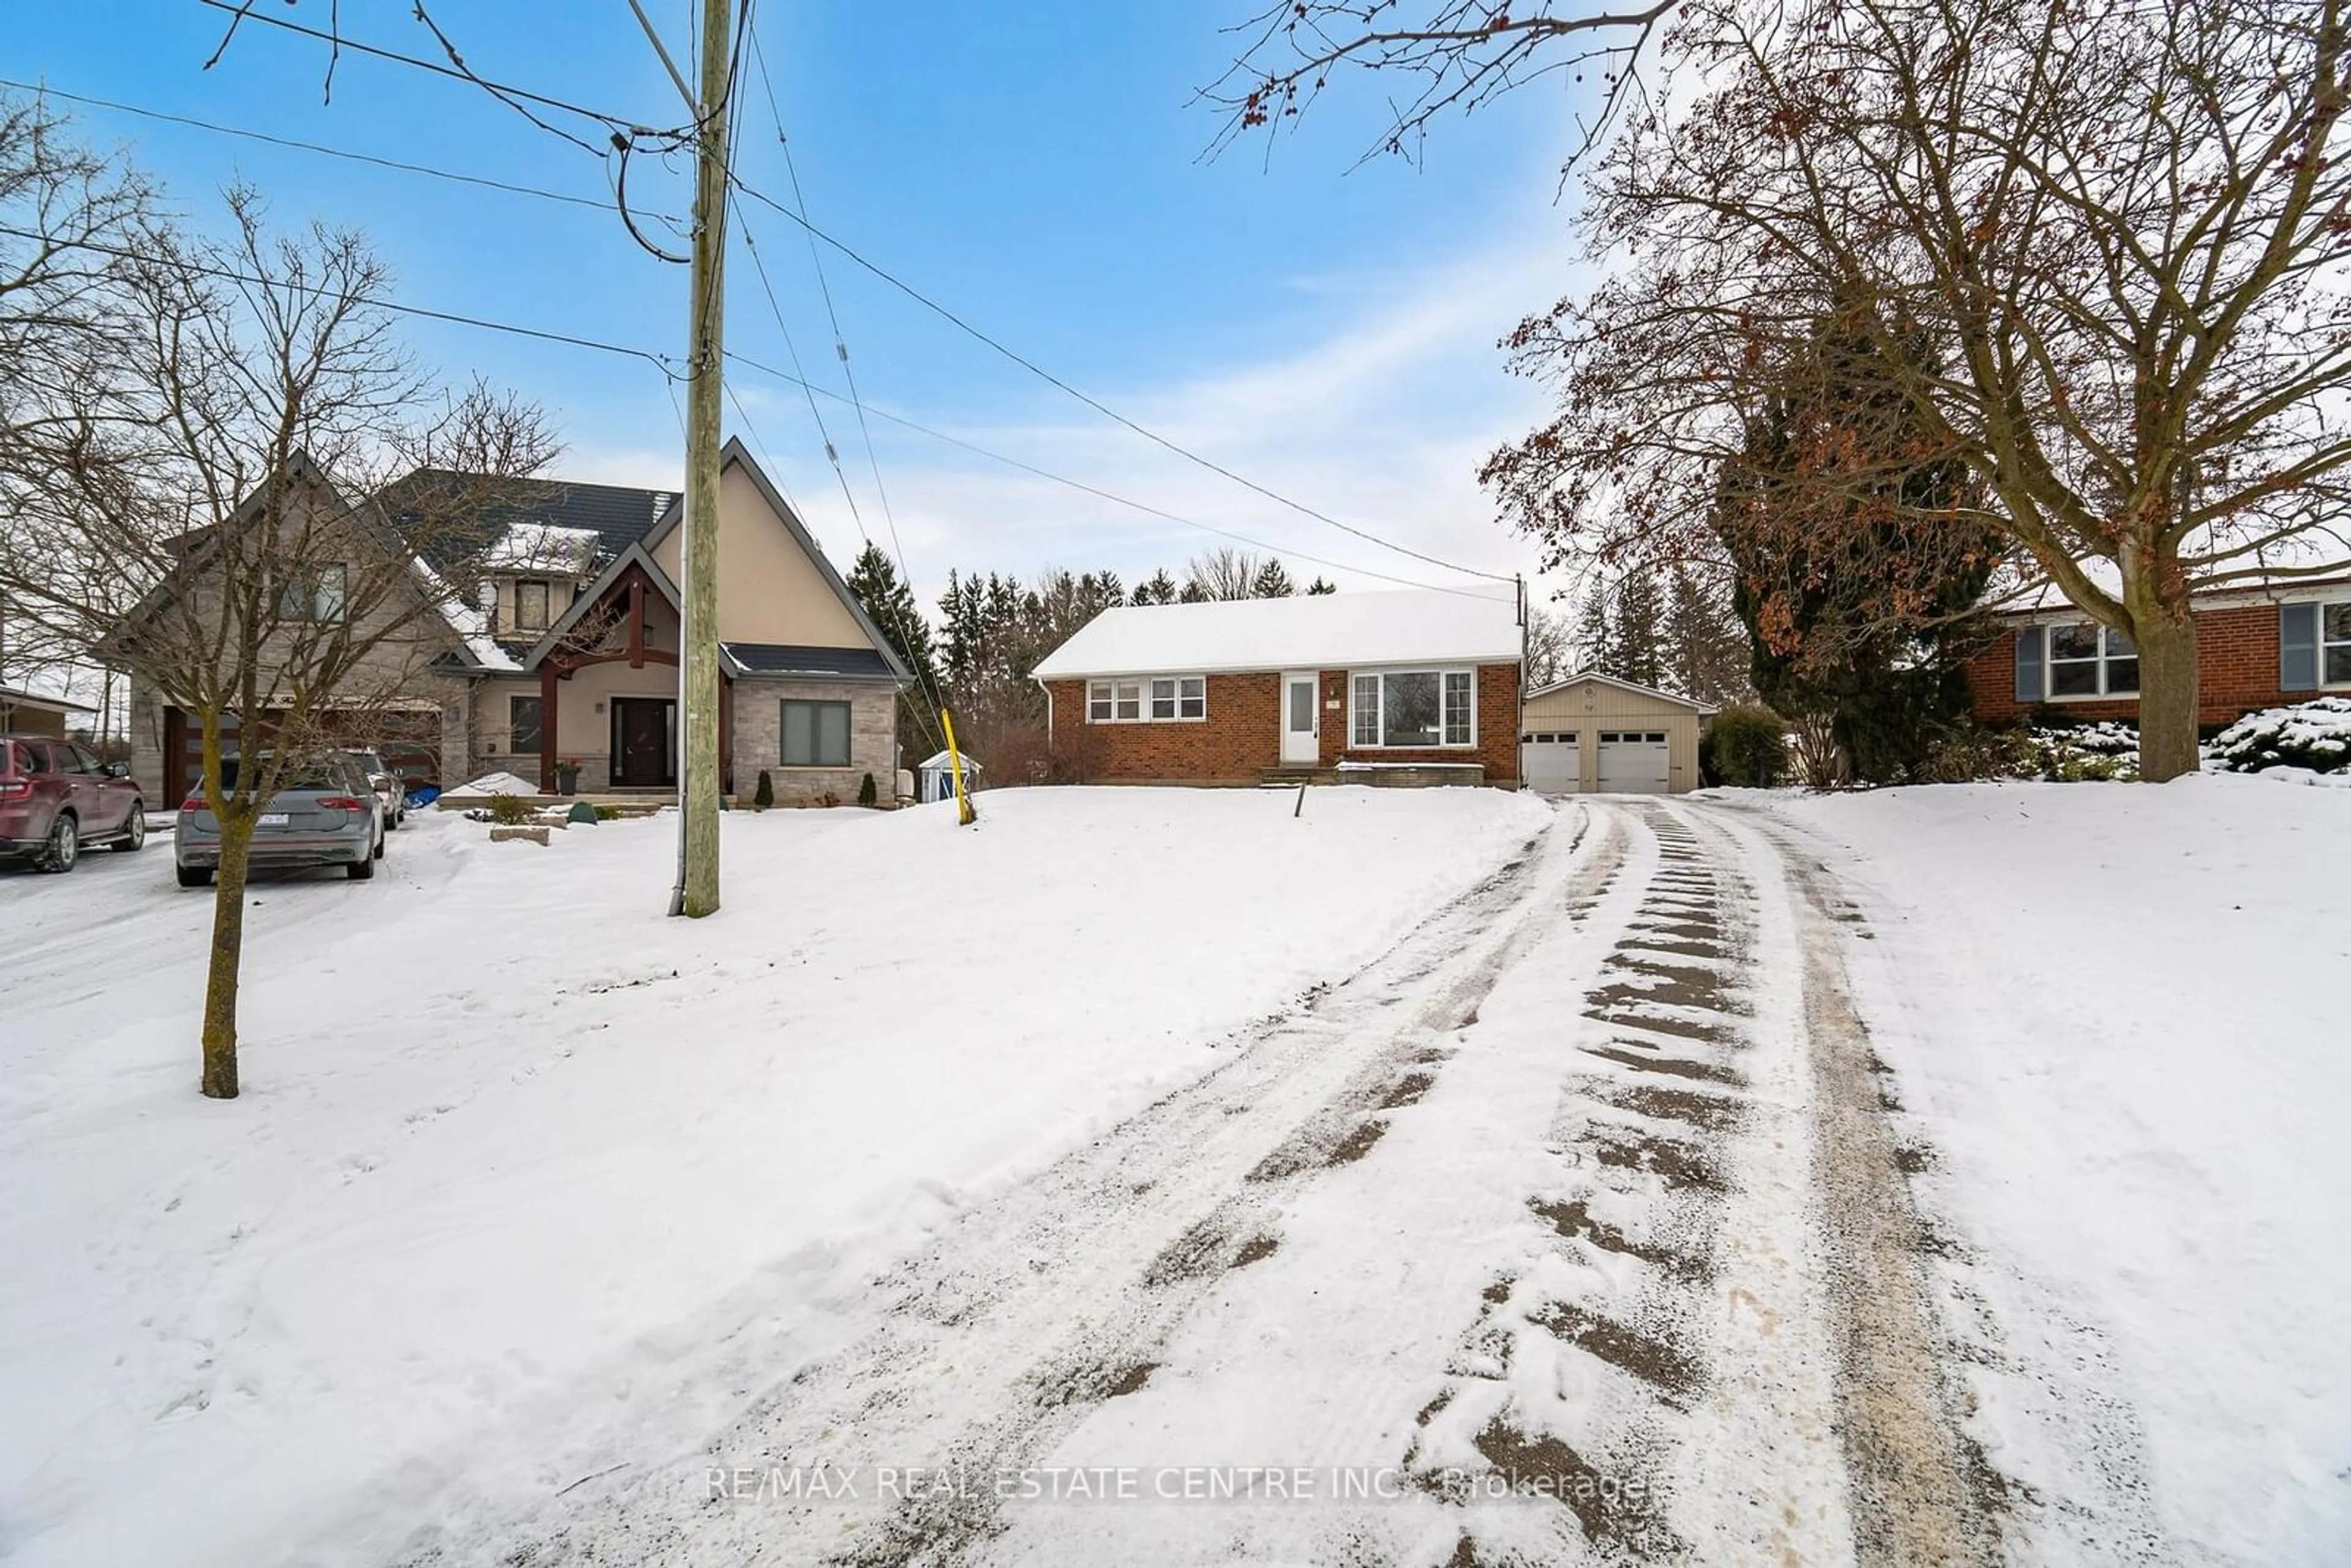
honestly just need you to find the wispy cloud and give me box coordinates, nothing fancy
[569,195,1591,617]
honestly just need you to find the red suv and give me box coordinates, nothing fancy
[0,735,147,872]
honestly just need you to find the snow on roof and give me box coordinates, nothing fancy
[917,749,983,771]
[1030,588,1521,680]
[481,522,602,576]
[1524,670,1714,711]
[407,553,520,672]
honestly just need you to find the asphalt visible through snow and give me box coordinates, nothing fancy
[400,798,2006,1567]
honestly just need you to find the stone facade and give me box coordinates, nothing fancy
[1043,662,1522,787]
[727,677,898,805]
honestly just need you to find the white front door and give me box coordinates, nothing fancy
[1280,672,1321,765]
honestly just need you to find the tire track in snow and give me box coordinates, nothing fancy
[1693,805,2004,1567]
[395,805,1611,1568]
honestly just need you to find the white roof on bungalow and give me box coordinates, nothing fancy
[1032,588,1521,680]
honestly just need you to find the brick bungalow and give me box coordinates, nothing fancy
[1966,573,2351,727]
[1032,588,1523,787]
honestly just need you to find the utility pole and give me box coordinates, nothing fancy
[673,0,732,918]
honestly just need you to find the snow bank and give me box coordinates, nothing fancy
[1766,778,2351,1564]
[0,785,1548,1567]
[446,768,544,796]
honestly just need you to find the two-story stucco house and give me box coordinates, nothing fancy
[123,438,910,806]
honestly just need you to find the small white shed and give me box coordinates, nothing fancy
[915,748,981,804]
[1520,673,1712,795]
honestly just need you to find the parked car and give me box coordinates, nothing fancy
[344,748,407,830]
[174,753,385,887]
[0,734,146,872]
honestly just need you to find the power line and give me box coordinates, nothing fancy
[1,79,636,218]
[727,175,1520,586]
[0,225,680,375]
[720,345,1503,600]
[737,26,951,741]
[3,89,1505,596]
[192,0,648,140]
[731,205,955,746]
[746,28,918,634]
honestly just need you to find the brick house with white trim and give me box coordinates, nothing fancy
[1964,573,2351,727]
[1031,588,1524,787]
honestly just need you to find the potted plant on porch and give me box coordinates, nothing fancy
[554,757,582,795]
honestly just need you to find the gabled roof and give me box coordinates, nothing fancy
[514,542,680,670]
[102,451,480,673]
[1524,670,1715,712]
[1031,587,1523,680]
[642,438,913,685]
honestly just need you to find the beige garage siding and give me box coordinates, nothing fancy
[1520,676,1704,793]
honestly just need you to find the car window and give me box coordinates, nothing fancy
[17,741,51,774]
[66,743,101,774]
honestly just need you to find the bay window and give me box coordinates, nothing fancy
[1351,669,1476,748]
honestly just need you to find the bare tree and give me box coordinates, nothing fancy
[0,96,154,685]
[1204,1,1674,165]
[1524,602,1573,686]
[2,179,554,1098]
[1472,0,2351,781]
[1185,547,1267,602]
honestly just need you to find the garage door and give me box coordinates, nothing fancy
[1521,730,1581,793]
[1596,730,1670,793]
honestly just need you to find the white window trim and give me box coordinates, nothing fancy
[1348,666,1479,751]
[1086,675,1207,724]
[2039,622,2142,701]
[2322,598,2351,690]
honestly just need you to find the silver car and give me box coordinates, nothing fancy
[344,748,407,831]
[174,754,386,888]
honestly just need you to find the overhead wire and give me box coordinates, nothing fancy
[10,78,1515,602]
[726,174,1520,586]
[735,24,954,743]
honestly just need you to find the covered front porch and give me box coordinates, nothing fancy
[504,546,735,796]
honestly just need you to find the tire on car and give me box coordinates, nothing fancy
[113,802,146,853]
[38,811,77,873]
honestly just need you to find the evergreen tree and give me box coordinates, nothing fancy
[1250,558,1296,598]
[847,543,943,770]
[1177,579,1210,604]
[1713,292,2005,782]
[1305,576,1337,595]
[1610,571,1665,688]
[1575,587,1613,675]
[1663,567,1749,705]
[1131,568,1180,606]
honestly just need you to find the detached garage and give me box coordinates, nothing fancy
[1519,673,1710,794]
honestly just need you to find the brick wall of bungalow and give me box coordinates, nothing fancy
[1043,662,1522,786]
[1964,601,2325,729]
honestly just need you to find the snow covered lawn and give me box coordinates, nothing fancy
[0,786,1548,1567]
[1761,776,2351,1565]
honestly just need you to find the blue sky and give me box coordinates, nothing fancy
[15,2,1592,609]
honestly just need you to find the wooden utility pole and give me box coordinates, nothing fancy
[674,0,732,918]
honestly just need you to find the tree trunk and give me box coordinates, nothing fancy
[199,815,256,1099]
[2132,604,2201,782]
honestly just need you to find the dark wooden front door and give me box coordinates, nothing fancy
[610,698,675,787]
